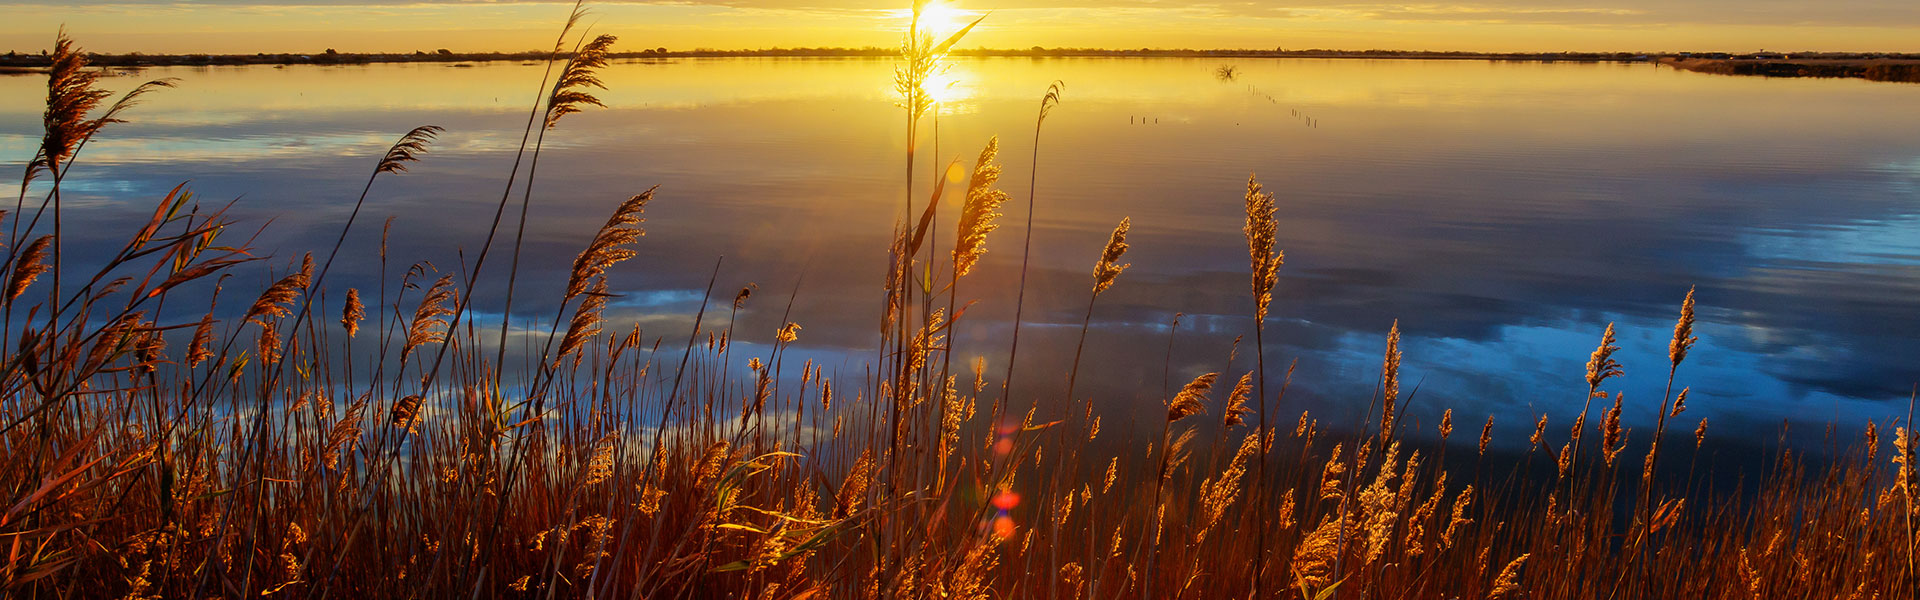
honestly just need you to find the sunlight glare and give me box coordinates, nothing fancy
[900,1,978,39]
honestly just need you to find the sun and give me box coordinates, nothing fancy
[902,1,979,39]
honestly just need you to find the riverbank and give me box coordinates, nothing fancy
[1660,57,1920,83]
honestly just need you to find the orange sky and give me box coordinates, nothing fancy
[7,1,1920,54]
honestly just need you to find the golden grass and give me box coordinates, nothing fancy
[1,11,1917,600]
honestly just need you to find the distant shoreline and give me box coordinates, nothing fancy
[1658,57,1920,83]
[0,48,1658,70]
[5,49,1919,84]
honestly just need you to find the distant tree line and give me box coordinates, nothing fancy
[2,46,1916,69]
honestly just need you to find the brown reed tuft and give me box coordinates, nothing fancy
[1242,174,1281,324]
[1223,372,1253,429]
[1586,322,1623,392]
[1439,408,1454,441]
[391,395,423,431]
[560,277,609,361]
[186,315,214,368]
[545,34,618,129]
[1671,386,1689,417]
[1695,417,1709,448]
[951,137,1007,278]
[1479,415,1494,455]
[246,255,312,327]
[1601,392,1626,467]
[5,235,52,303]
[567,189,652,301]
[1443,484,1474,550]
[1380,320,1401,440]
[35,32,109,175]
[375,126,446,175]
[1670,286,1698,367]
[1531,414,1548,451]
[1167,372,1218,422]
[341,288,364,338]
[1488,553,1530,598]
[403,274,457,361]
[1091,217,1131,294]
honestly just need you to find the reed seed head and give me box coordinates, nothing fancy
[1223,372,1253,429]
[1167,372,1217,422]
[546,34,618,129]
[952,137,1007,278]
[1242,173,1282,324]
[1670,286,1698,367]
[1586,322,1623,392]
[375,125,445,175]
[1380,320,1402,444]
[1092,217,1131,295]
[341,288,364,339]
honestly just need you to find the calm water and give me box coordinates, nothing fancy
[4,57,1918,447]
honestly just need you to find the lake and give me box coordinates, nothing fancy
[3,56,1917,448]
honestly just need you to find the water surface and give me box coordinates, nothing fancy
[4,57,1917,448]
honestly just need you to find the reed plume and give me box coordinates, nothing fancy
[951,138,1006,278]
[1601,392,1626,467]
[1380,320,1402,442]
[1439,408,1454,441]
[4,235,50,303]
[1670,286,1697,367]
[33,32,109,176]
[1167,372,1217,422]
[546,34,618,129]
[559,277,609,362]
[245,255,312,326]
[1092,217,1130,294]
[1586,322,1623,391]
[1242,174,1281,324]
[391,395,424,431]
[568,189,652,300]
[1489,554,1531,598]
[1223,372,1253,429]
[374,126,446,175]
[341,288,364,338]
[402,274,457,362]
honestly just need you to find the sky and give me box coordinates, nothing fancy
[6,0,1920,54]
